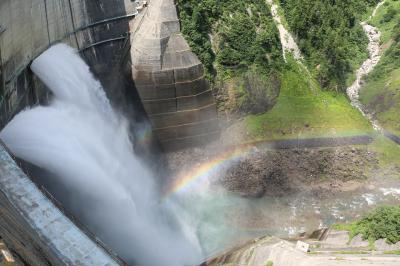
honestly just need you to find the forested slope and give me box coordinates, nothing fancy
[177,0,381,142]
[279,0,380,90]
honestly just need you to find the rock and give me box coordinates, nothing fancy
[349,234,369,248]
[295,241,310,253]
[374,239,400,251]
[219,146,378,198]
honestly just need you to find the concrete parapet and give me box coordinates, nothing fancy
[130,0,219,150]
[0,143,122,265]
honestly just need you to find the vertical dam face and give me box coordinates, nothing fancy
[130,0,220,150]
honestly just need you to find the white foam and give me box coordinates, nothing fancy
[0,44,201,266]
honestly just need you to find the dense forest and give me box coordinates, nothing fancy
[178,0,381,92]
[177,0,283,78]
[177,0,283,114]
[279,0,380,90]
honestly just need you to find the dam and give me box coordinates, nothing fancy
[0,0,217,264]
[1,0,400,265]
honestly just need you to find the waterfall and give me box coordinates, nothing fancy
[0,44,201,266]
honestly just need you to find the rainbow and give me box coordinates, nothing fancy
[135,125,153,146]
[163,143,255,198]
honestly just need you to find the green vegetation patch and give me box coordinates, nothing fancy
[384,250,400,255]
[245,57,372,140]
[361,68,400,136]
[368,135,400,168]
[370,0,400,43]
[333,206,400,244]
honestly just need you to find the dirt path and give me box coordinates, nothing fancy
[266,0,302,61]
[346,1,385,131]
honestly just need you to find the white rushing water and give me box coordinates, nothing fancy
[346,1,385,131]
[0,44,201,266]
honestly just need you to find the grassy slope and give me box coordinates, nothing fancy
[370,1,400,43]
[369,135,400,167]
[360,0,400,136]
[245,56,373,140]
[361,68,400,135]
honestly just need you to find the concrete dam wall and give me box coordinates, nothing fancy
[130,0,219,150]
[0,0,137,263]
[0,142,123,265]
[0,0,137,128]
[0,0,219,263]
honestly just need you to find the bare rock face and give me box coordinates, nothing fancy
[129,0,219,150]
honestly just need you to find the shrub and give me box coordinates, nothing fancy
[351,206,400,244]
[381,6,397,23]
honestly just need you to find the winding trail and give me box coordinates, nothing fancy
[346,1,385,131]
[266,0,302,62]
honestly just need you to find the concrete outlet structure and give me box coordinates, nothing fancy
[130,0,220,150]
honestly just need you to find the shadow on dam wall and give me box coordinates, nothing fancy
[0,0,160,264]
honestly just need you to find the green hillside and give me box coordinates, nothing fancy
[177,0,382,142]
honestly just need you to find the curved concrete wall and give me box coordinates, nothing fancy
[129,0,220,150]
[0,0,138,263]
[0,142,123,265]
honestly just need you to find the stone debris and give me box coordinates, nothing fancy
[266,0,303,61]
[346,2,385,132]
[295,241,310,253]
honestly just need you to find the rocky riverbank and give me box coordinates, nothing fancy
[220,146,379,198]
[166,140,388,199]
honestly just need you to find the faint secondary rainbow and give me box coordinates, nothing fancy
[163,144,255,198]
[135,125,152,146]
